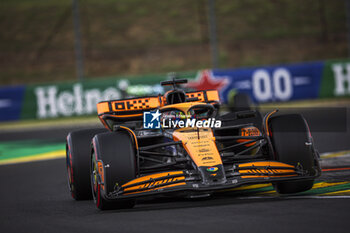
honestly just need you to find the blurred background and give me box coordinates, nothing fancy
[0,0,347,85]
[0,0,350,202]
[2,2,350,227]
[0,0,350,125]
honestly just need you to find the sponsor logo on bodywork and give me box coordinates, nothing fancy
[207,167,219,172]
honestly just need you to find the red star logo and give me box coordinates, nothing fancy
[187,70,229,91]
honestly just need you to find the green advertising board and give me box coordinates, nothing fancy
[320,59,350,98]
[20,73,191,120]
[4,59,350,122]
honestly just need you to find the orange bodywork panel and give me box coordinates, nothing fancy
[121,171,186,195]
[123,182,187,195]
[122,171,184,187]
[111,97,160,112]
[241,175,297,179]
[238,161,297,179]
[185,90,220,103]
[97,90,220,116]
[97,96,161,115]
[97,102,110,114]
[206,90,220,102]
[96,89,220,129]
[123,178,186,193]
[172,128,223,167]
[237,126,262,147]
[238,161,295,169]
[161,90,220,105]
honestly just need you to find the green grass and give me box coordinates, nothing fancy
[0,140,65,160]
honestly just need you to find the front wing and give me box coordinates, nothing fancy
[104,161,320,200]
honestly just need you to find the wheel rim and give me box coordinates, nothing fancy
[67,166,72,188]
[91,151,98,202]
[66,147,74,196]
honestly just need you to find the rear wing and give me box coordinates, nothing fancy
[97,90,220,129]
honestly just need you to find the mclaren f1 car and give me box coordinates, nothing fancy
[66,78,321,210]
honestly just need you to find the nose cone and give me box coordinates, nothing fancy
[198,165,226,185]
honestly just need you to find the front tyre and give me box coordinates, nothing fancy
[269,114,320,194]
[91,131,136,210]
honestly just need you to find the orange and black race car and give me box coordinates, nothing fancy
[66,78,321,210]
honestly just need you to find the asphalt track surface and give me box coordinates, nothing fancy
[1,107,350,233]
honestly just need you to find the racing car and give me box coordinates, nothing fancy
[66,78,321,210]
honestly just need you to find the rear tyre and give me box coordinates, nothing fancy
[269,114,319,194]
[66,128,107,200]
[91,131,136,210]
